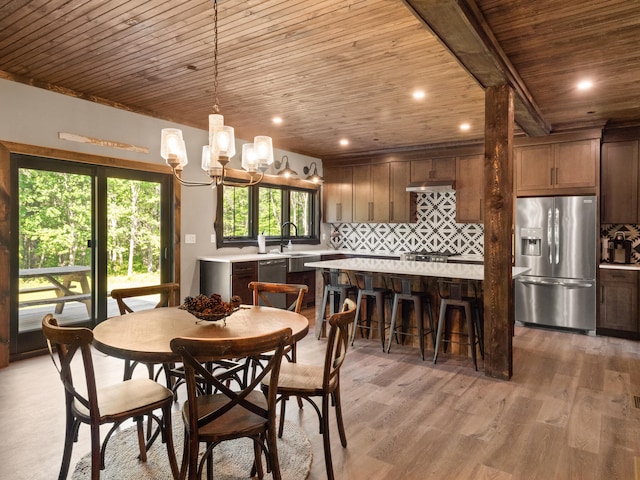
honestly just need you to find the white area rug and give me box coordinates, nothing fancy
[72,414,311,480]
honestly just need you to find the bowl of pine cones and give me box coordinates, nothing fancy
[179,293,243,322]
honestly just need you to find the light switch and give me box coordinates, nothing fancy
[185,234,196,244]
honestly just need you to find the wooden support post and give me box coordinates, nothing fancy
[483,84,514,380]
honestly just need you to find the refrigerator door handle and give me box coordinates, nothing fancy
[547,208,553,265]
[554,207,560,265]
[518,278,594,289]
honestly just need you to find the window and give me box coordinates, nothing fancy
[216,179,319,247]
[222,185,250,238]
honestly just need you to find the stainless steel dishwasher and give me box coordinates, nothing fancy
[257,258,288,308]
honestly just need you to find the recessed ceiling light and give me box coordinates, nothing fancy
[272,116,283,125]
[460,123,471,131]
[339,139,349,146]
[412,90,426,100]
[577,80,593,91]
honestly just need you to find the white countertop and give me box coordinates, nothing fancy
[198,249,401,263]
[304,257,528,281]
[198,249,486,265]
[449,254,484,263]
[599,263,640,271]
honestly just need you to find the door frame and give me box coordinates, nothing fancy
[0,141,181,365]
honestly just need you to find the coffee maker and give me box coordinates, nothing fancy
[610,232,632,264]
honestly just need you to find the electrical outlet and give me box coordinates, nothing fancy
[185,234,196,244]
[211,234,216,244]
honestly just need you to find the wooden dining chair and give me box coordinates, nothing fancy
[170,328,292,480]
[248,281,308,363]
[261,298,356,480]
[42,314,179,480]
[110,283,180,385]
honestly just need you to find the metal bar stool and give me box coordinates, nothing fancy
[433,278,483,370]
[352,271,391,350]
[385,275,434,360]
[317,268,356,339]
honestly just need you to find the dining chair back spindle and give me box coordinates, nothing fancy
[42,314,179,480]
[171,328,292,480]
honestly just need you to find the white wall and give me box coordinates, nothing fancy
[0,78,321,297]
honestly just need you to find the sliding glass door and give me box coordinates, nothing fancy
[11,154,173,355]
[105,172,171,317]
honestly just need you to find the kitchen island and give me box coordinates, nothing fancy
[306,257,530,370]
[304,257,530,280]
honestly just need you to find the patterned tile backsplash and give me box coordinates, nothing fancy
[327,191,484,255]
[601,224,640,264]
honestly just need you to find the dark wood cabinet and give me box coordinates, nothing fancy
[287,270,316,307]
[598,268,639,335]
[230,262,258,304]
[455,154,484,223]
[515,138,599,196]
[601,141,639,224]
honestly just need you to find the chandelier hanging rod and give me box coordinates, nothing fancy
[159,0,274,188]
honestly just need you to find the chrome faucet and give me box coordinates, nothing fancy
[280,221,298,252]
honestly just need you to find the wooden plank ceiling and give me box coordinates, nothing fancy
[0,0,639,159]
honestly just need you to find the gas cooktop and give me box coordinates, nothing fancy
[404,251,456,263]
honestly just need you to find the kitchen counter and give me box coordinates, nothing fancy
[304,257,529,281]
[599,263,640,271]
[198,249,401,263]
[449,254,483,264]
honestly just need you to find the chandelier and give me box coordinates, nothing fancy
[160,0,273,187]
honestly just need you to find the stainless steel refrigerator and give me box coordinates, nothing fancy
[515,195,597,332]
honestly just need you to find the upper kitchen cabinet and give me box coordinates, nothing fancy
[353,163,390,222]
[323,165,353,223]
[455,154,484,223]
[389,162,412,223]
[601,140,639,224]
[411,157,455,182]
[515,136,600,196]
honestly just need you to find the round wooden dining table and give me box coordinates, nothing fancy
[92,305,309,363]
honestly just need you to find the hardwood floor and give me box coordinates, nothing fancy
[2,308,640,479]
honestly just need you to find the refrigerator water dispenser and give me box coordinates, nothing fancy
[520,227,542,256]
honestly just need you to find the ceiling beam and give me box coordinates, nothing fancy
[403,0,551,137]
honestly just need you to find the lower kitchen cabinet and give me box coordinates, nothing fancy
[200,260,257,305]
[598,268,639,337]
[287,270,316,307]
